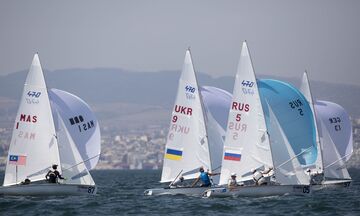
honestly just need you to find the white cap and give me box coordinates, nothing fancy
[231,173,236,177]
[251,168,256,173]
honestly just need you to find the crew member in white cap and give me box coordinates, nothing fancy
[228,172,238,189]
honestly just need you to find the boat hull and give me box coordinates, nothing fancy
[0,183,97,196]
[312,179,352,191]
[203,184,311,198]
[144,186,215,196]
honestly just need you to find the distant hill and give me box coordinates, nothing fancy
[1,68,360,118]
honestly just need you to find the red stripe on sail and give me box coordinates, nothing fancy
[224,156,241,161]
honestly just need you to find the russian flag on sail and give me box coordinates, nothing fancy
[224,152,241,161]
[165,148,183,161]
[9,155,27,165]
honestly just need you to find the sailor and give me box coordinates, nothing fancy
[251,168,266,186]
[251,166,275,186]
[21,178,31,185]
[45,164,65,183]
[169,176,185,188]
[191,167,220,187]
[228,173,238,189]
[306,168,324,185]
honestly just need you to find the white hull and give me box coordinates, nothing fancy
[0,183,97,196]
[312,179,352,191]
[203,185,311,198]
[144,186,215,196]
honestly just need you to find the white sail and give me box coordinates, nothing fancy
[160,49,211,182]
[299,71,323,173]
[267,102,310,185]
[4,54,61,186]
[49,89,101,170]
[317,118,351,179]
[315,100,352,179]
[56,112,95,185]
[219,42,273,185]
[315,100,353,162]
[200,86,232,184]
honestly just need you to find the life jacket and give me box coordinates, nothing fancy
[200,172,211,186]
[253,171,263,182]
[228,178,237,187]
[48,171,57,183]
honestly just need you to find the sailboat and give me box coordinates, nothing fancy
[204,41,311,197]
[144,49,223,196]
[0,54,99,195]
[299,72,352,189]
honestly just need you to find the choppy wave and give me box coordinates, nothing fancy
[0,169,359,215]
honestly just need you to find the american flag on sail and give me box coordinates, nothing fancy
[9,155,27,165]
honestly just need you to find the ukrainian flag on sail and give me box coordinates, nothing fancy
[165,148,183,161]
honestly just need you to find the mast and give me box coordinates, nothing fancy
[43,66,63,174]
[245,41,276,172]
[301,71,324,173]
[40,53,63,174]
[188,48,213,172]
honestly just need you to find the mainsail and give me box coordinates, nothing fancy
[219,41,273,185]
[4,54,61,186]
[299,72,324,173]
[160,49,211,182]
[49,89,101,170]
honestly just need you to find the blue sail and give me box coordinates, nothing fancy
[258,79,317,165]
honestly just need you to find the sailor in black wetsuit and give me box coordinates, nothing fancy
[45,164,65,183]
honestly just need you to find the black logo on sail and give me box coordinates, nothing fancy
[69,115,95,132]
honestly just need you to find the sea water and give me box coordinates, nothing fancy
[0,169,359,215]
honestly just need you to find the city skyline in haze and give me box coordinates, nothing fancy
[0,0,360,86]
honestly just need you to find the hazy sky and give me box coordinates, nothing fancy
[0,0,360,86]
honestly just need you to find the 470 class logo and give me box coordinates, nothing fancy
[241,80,254,87]
[241,80,255,95]
[185,85,196,100]
[25,91,41,104]
[185,85,196,93]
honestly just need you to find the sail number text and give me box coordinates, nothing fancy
[289,99,304,116]
[329,117,342,131]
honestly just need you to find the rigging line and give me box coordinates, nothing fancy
[324,152,352,169]
[169,169,183,186]
[212,165,221,172]
[62,154,101,172]
[276,146,313,170]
